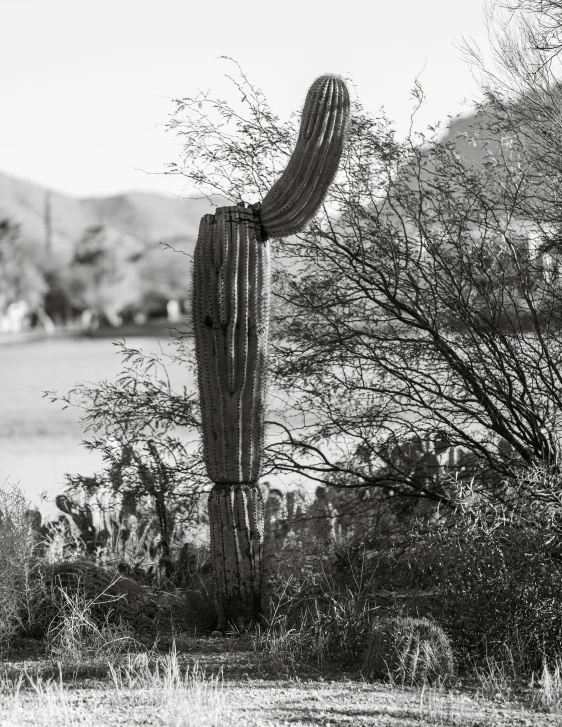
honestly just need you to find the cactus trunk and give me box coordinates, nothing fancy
[208,483,264,630]
[193,204,269,630]
[192,74,350,632]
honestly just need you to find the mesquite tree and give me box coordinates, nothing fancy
[168,50,562,519]
[191,75,350,631]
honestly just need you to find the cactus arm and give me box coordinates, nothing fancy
[259,75,350,238]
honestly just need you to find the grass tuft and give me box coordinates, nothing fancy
[44,581,141,661]
[532,659,562,712]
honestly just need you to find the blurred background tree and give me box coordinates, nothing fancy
[136,244,189,320]
[66,225,144,329]
[0,219,47,316]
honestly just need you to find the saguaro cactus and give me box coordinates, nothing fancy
[192,74,350,631]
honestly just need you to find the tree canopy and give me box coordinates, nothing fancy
[0,219,47,314]
[163,54,562,508]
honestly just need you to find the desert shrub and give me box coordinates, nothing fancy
[396,469,562,674]
[362,616,455,686]
[259,569,379,673]
[0,482,44,648]
[258,462,562,679]
[26,558,159,639]
[330,463,562,676]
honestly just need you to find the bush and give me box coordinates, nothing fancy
[328,463,562,677]
[409,521,562,672]
[0,482,43,648]
[362,616,455,686]
[391,465,562,674]
[259,570,379,673]
[27,558,159,639]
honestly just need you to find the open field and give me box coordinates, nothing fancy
[0,639,560,727]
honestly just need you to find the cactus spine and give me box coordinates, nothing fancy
[193,74,350,631]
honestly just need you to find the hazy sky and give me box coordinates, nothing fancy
[1,0,492,199]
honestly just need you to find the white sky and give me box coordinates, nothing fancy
[1,0,492,199]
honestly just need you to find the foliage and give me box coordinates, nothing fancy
[0,482,43,648]
[166,58,295,203]
[460,0,562,110]
[163,58,562,509]
[0,219,47,314]
[46,339,209,574]
[403,466,562,673]
[256,458,562,680]
[331,460,562,675]
[45,487,211,590]
[67,225,144,326]
[257,568,377,673]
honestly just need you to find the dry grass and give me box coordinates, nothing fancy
[531,659,562,713]
[473,655,516,703]
[0,645,559,727]
[1,650,225,727]
[44,582,142,662]
[0,482,43,648]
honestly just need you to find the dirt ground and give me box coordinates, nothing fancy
[0,638,560,727]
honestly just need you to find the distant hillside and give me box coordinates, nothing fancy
[0,110,503,277]
[0,170,229,262]
[81,192,227,247]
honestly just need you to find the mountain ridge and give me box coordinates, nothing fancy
[0,169,229,262]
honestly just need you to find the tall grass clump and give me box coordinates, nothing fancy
[258,568,379,673]
[0,481,43,649]
[532,659,562,712]
[108,645,226,725]
[44,580,140,661]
